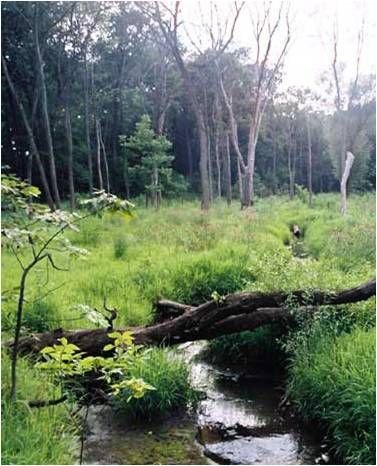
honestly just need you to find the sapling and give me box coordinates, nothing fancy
[1,172,134,402]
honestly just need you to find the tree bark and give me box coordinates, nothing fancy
[306,114,313,207]
[98,122,110,193]
[340,151,355,215]
[1,56,55,211]
[13,279,375,356]
[84,51,93,195]
[207,124,214,204]
[34,5,61,208]
[237,157,243,203]
[95,119,104,191]
[224,133,232,205]
[64,103,75,211]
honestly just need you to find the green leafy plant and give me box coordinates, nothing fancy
[1,172,134,402]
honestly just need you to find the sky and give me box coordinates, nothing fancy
[179,0,376,92]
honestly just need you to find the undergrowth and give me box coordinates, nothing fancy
[286,327,376,465]
[2,193,375,464]
[112,348,198,420]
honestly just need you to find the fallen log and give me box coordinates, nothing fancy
[12,279,375,356]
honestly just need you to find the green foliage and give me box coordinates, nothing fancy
[287,328,375,465]
[120,115,175,200]
[206,326,284,366]
[23,301,57,333]
[37,333,155,403]
[113,234,128,259]
[2,353,75,465]
[112,348,198,420]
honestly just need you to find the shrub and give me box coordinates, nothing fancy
[113,235,128,259]
[287,327,376,465]
[113,348,198,420]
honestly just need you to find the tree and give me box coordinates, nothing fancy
[120,115,174,208]
[1,172,133,402]
[329,17,374,212]
[152,1,243,209]
[218,2,291,207]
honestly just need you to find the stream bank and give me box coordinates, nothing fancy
[83,341,328,465]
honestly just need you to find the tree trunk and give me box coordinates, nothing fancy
[340,151,355,215]
[1,56,55,211]
[306,114,313,207]
[185,126,193,179]
[95,119,104,191]
[237,157,243,203]
[64,103,75,211]
[34,5,60,208]
[224,133,232,205]
[98,122,110,193]
[13,280,375,356]
[198,123,211,210]
[272,140,277,195]
[123,153,130,199]
[245,143,256,207]
[84,52,93,195]
[213,93,222,199]
[288,141,295,200]
[207,126,214,203]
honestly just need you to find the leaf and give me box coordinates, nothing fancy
[103,344,115,351]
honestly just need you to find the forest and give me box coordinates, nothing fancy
[1,1,376,466]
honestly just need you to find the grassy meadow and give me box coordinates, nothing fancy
[2,192,376,464]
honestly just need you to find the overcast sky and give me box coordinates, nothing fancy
[179,0,376,92]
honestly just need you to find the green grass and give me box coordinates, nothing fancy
[287,327,376,465]
[112,348,198,420]
[2,192,375,464]
[1,354,76,465]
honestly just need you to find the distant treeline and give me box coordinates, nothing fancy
[1,2,375,209]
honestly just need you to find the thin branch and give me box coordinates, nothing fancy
[47,254,70,272]
[10,246,25,271]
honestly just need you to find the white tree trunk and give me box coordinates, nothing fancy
[340,151,355,215]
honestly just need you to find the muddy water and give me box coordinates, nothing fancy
[83,341,326,465]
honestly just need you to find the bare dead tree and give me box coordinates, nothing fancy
[218,2,291,207]
[149,1,243,210]
[331,16,365,213]
[340,151,355,215]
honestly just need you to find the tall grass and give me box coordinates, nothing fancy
[112,348,198,420]
[287,328,376,465]
[1,354,76,465]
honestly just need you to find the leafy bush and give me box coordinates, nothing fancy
[287,327,376,465]
[113,348,198,420]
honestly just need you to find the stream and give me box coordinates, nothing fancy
[82,340,328,465]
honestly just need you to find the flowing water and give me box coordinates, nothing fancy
[83,341,328,465]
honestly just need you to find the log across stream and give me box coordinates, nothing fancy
[82,341,327,465]
[14,280,375,355]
